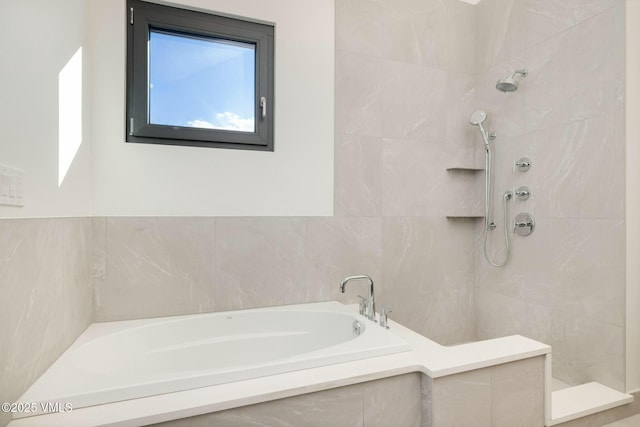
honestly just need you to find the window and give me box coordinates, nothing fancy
[126,0,274,151]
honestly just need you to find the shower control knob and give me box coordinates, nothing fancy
[515,186,531,201]
[514,213,535,236]
[515,157,532,172]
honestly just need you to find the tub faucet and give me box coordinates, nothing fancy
[340,275,376,322]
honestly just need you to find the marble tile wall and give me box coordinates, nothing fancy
[334,0,480,345]
[473,0,626,390]
[430,356,545,427]
[93,217,216,321]
[151,373,422,427]
[95,216,476,347]
[94,217,382,321]
[0,218,93,427]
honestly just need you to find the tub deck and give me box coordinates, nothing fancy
[8,302,550,427]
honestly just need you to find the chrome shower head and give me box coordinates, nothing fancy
[496,78,518,92]
[496,69,528,92]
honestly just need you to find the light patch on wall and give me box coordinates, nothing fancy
[58,47,83,187]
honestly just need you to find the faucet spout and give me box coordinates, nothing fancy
[339,275,376,322]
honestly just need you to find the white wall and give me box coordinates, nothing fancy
[89,0,335,217]
[0,0,334,218]
[627,0,640,394]
[0,0,93,218]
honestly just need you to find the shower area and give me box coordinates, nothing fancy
[336,0,626,395]
[471,0,625,393]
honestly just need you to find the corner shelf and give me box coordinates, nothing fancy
[446,166,484,172]
[446,214,484,219]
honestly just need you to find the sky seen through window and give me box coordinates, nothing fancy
[149,30,256,132]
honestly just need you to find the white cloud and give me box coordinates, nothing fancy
[187,112,254,132]
[187,119,216,129]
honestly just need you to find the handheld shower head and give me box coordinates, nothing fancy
[469,110,487,126]
[469,110,491,147]
[496,69,528,92]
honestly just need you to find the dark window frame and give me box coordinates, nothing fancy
[126,0,274,151]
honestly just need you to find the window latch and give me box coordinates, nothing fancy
[260,97,267,119]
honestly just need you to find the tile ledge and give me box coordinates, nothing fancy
[547,382,633,426]
[602,414,640,426]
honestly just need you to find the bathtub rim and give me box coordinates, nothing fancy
[15,301,412,416]
[7,302,551,427]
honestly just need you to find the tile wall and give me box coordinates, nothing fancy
[147,357,544,427]
[151,374,423,427]
[93,216,381,321]
[473,0,626,390]
[430,356,545,426]
[0,218,93,427]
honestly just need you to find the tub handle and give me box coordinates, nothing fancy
[380,306,392,329]
[356,295,367,316]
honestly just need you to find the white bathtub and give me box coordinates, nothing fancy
[16,301,409,417]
